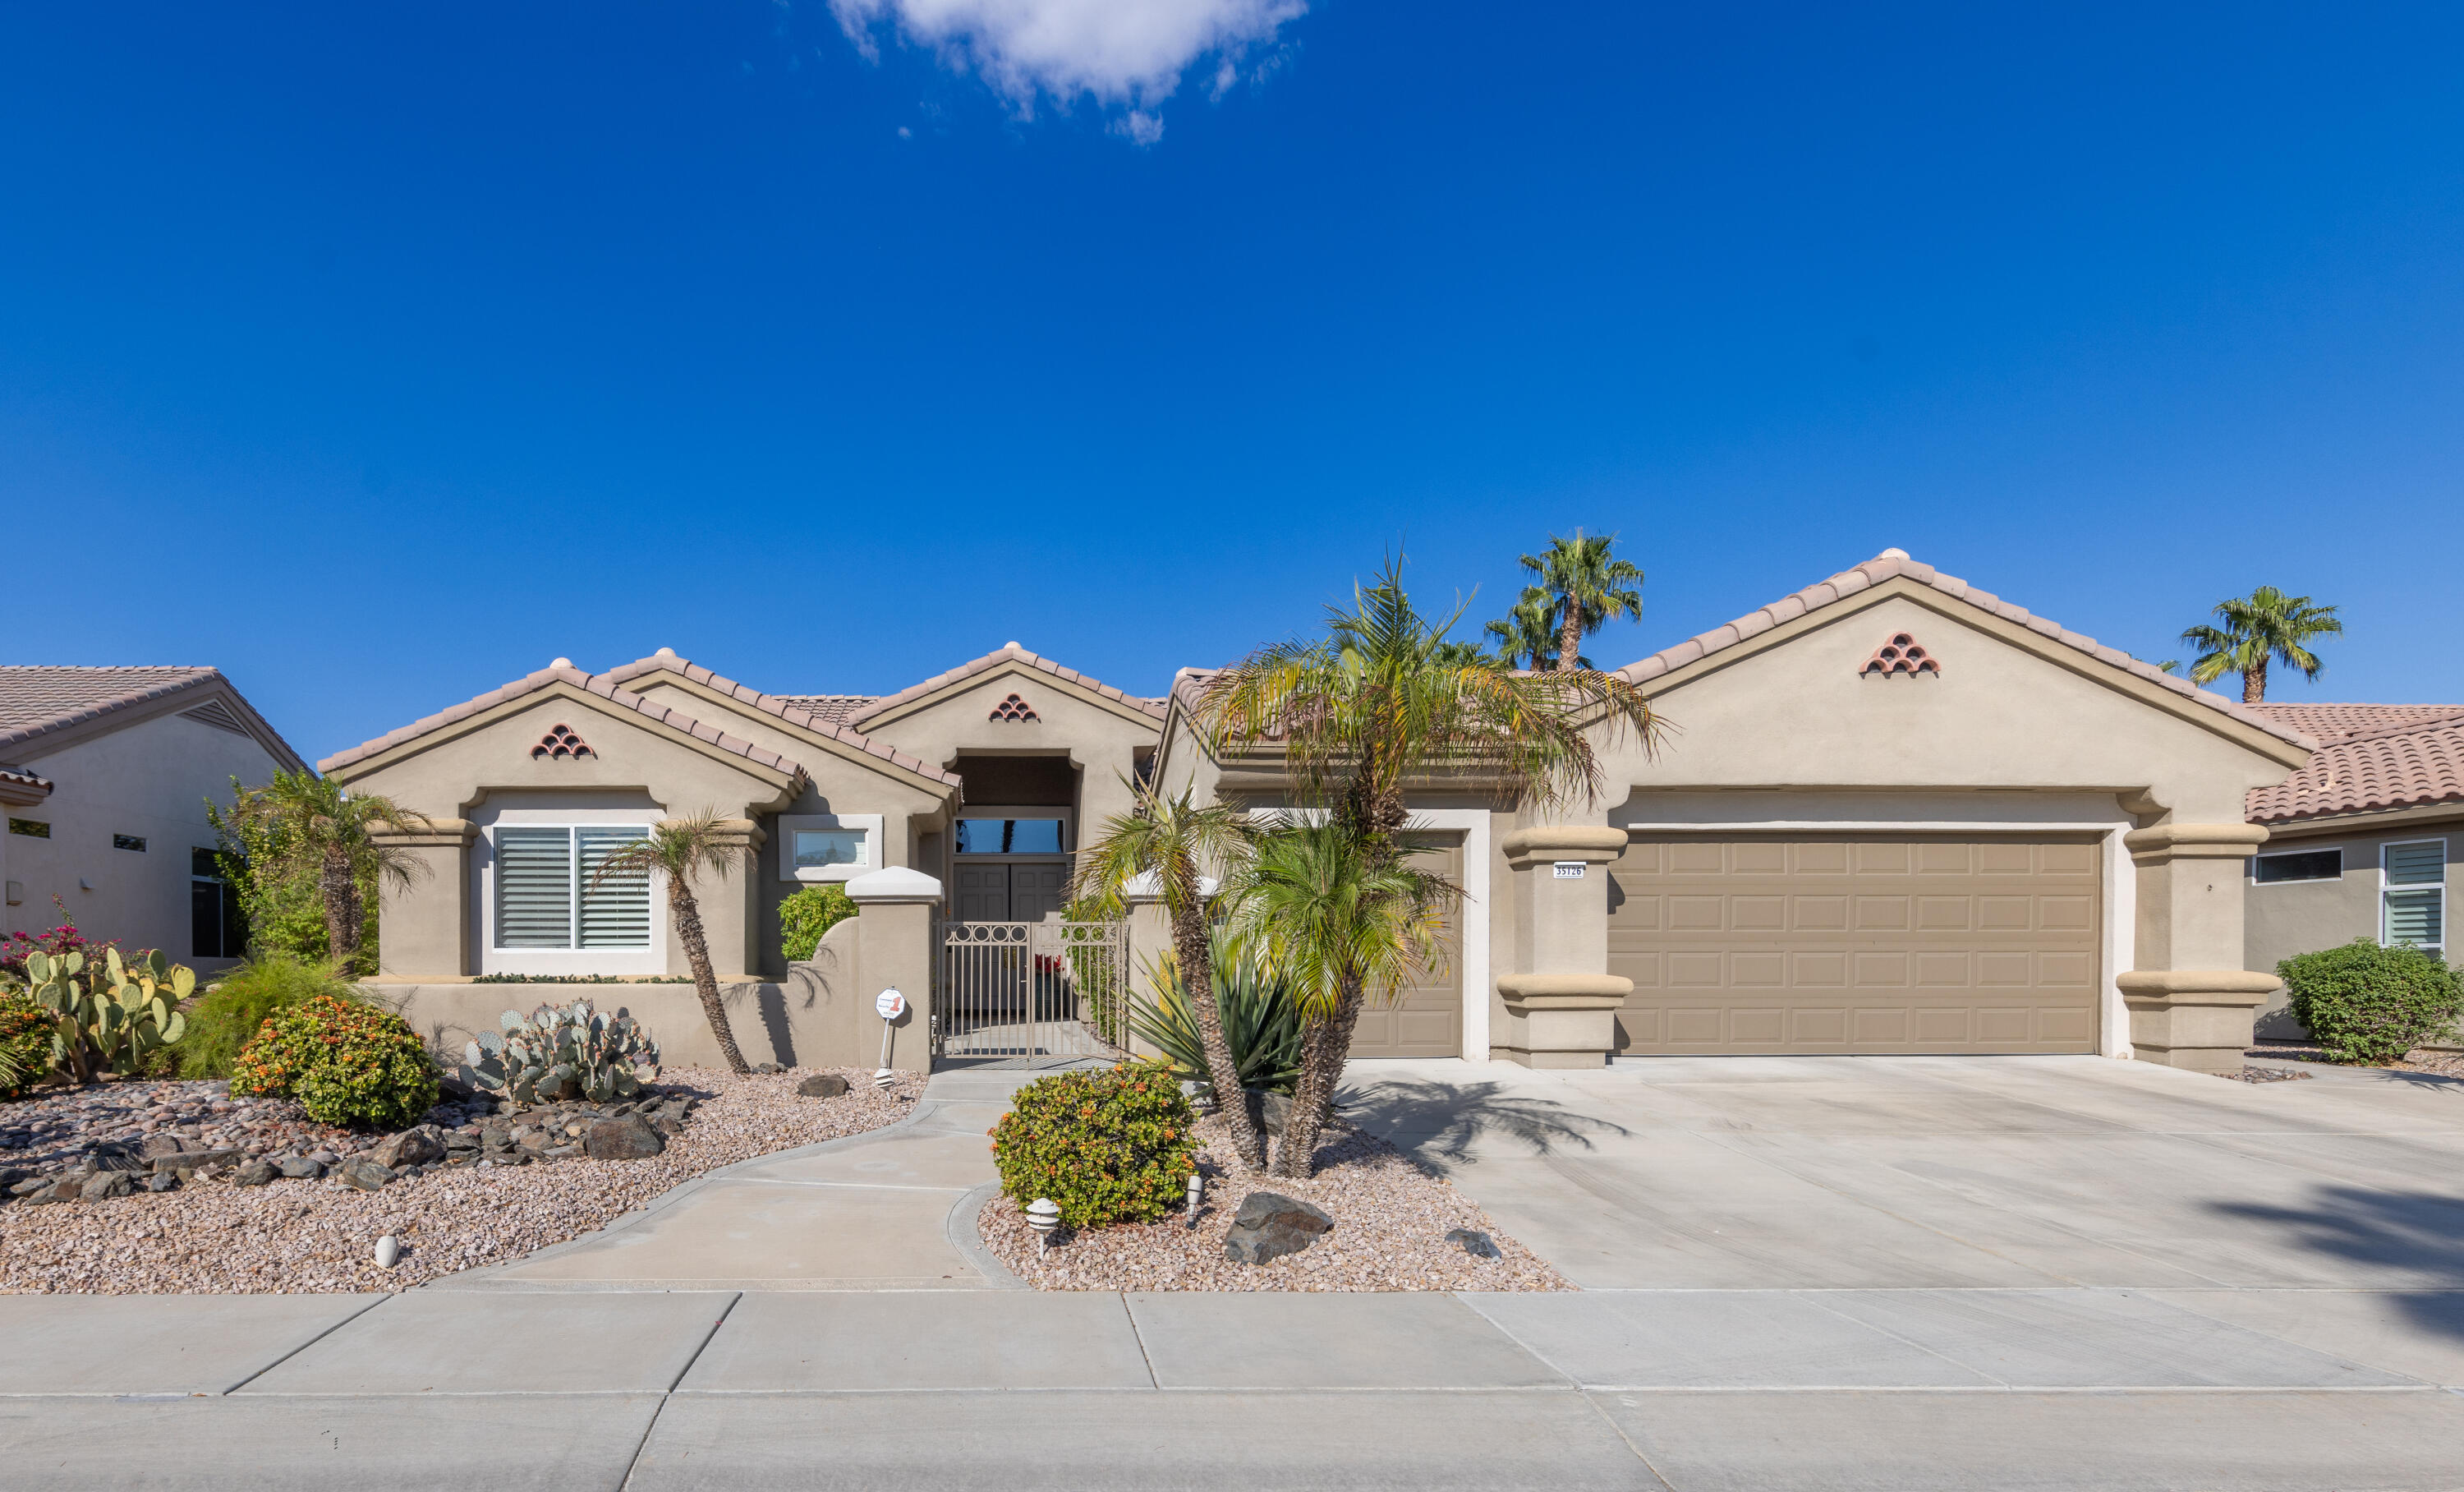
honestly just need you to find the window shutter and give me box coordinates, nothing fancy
[2387,842,2446,886]
[577,828,652,949]
[498,828,575,948]
[2387,890,2443,949]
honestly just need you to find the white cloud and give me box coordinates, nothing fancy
[829,0,1305,140]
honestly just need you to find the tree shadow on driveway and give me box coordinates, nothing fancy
[2210,1184,2464,1341]
[1339,1079,1634,1163]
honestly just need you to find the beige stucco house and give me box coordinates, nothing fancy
[330,550,2342,1077]
[1,667,306,969]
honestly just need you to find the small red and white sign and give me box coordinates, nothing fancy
[876,988,908,1021]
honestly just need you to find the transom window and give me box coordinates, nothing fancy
[2252,849,2342,884]
[2384,839,2447,954]
[494,827,651,950]
[955,817,1068,854]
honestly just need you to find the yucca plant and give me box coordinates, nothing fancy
[1129,931,1303,1100]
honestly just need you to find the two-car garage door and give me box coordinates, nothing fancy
[1607,834,2102,1055]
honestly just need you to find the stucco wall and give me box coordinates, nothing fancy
[2246,815,2461,1038]
[2,705,292,968]
[858,667,1161,840]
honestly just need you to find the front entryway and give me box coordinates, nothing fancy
[935,919,1127,1061]
[949,862,1070,921]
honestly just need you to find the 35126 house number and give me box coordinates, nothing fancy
[1552,862,1586,879]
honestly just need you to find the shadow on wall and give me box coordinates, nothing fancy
[1339,1079,1634,1163]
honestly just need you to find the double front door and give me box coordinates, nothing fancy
[953,859,1070,922]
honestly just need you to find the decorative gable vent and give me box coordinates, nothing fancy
[531,723,595,759]
[1860,633,1941,678]
[179,698,250,735]
[989,693,1040,723]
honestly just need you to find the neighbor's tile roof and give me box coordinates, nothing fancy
[0,762,53,796]
[0,665,221,748]
[2246,702,2464,745]
[319,661,810,784]
[597,656,958,787]
[846,642,1169,728]
[2247,709,2464,824]
[1614,550,2315,749]
[773,695,876,726]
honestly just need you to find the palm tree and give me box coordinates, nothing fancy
[1485,585,1588,670]
[1221,822,1453,1177]
[2181,587,2343,703]
[222,771,430,975]
[1195,559,1662,1171]
[1073,784,1269,1167]
[591,810,753,1075]
[1518,530,1644,672]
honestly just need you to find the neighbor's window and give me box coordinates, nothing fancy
[113,833,147,852]
[494,827,652,950]
[2253,849,2342,884]
[191,847,245,959]
[7,818,47,838]
[792,828,868,873]
[955,817,1067,854]
[2383,840,2447,954]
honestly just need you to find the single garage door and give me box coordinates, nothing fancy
[1607,834,2101,1055]
[1349,838,1463,1058]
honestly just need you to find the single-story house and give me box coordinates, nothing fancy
[2243,703,2460,1037]
[1,666,306,969]
[330,550,2331,1076]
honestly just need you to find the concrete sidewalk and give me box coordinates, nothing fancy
[9,1285,2464,1488]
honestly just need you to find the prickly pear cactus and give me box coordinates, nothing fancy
[461,999,660,1107]
[24,946,194,1082]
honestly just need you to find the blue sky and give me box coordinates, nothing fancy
[6,2,2460,761]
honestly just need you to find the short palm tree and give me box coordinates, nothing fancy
[1196,560,1662,1172]
[1519,530,1643,672]
[1221,822,1454,1177]
[2181,587,2343,703]
[222,771,430,975]
[1073,784,1269,1167]
[1485,585,1588,670]
[590,810,753,1075]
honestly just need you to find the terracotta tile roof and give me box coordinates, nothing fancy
[772,694,876,726]
[598,654,959,787]
[0,762,53,797]
[2245,702,2464,744]
[0,665,220,748]
[1614,550,2315,750]
[318,661,810,786]
[847,642,1169,728]
[2247,709,2464,824]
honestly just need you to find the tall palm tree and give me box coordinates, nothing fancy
[223,771,430,975]
[1221,822,1453,1177]
[1519,530,1644,672]
[1195,560,1662,1172]
[591,810,753,1075]
[1485,585,1589,670]
[2181,587,2343,703]
[1073,784,1269,1167]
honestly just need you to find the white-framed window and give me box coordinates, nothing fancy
[493,826,653,951]
[2383,839,2447,954]
[777,813,884,883]
[2252,848,2343,884]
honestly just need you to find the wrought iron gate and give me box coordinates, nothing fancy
[935,920,1129,1061]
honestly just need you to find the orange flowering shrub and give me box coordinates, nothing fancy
[229,992,438,1128]
[991,1058,1198,1230]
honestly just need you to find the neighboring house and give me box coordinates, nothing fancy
[331,550,2324,1075]
[0,667,306,970]
[2243,703,2462,1038]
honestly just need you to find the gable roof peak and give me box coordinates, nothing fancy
[848,643,1166,727]
[591,652,960,788]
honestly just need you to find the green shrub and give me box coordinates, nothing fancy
[2281,939,2464,1065]
[779,885,858,962]
[1130,932,1303,1097]
[231,992,439,1128]
[178,956,360,1080]
[0,992,51,1098]
[991,1059,1200,1230]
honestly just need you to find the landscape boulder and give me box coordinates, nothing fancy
[336,1158,395,1191]
[158,1147,241,1176]
[139,1135,188,1161]
[796,1074,849,1099]
[1223,1191,1335,1265]
[80,1171,136,1202]
[1445,1227,1502,1259]
[584,1114,666,1160]
[276,1156,325,1180]
[85,1142,146,1174]
[1242,1089,1294,1137]
[233,1160,278,1186]
[370,1127,446,1171]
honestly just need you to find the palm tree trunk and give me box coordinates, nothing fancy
[2243,658,2268,703]
[319,845,362,973]
[1272,974,1364,1178]
[667,877,751,1075]
[1556,599,1581,672]
[1173,900,1266,1168]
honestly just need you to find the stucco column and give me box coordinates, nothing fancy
[372,818,476,980]
[1495,825,1630,1068]
[845,866,941,1074]
[2122,823,2278,1074]
[677,818,765,981]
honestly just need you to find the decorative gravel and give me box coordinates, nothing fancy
[2247,1043,2464,1078]
[978,1110,1569,1292]
[0,1066,922,1294]
[2231,1064,2314,1084]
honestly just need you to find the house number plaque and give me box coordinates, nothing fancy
[1552,862,1587,879]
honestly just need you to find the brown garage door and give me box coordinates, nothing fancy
[1349,838,1463,1058]
[1607,835,2101,1055]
